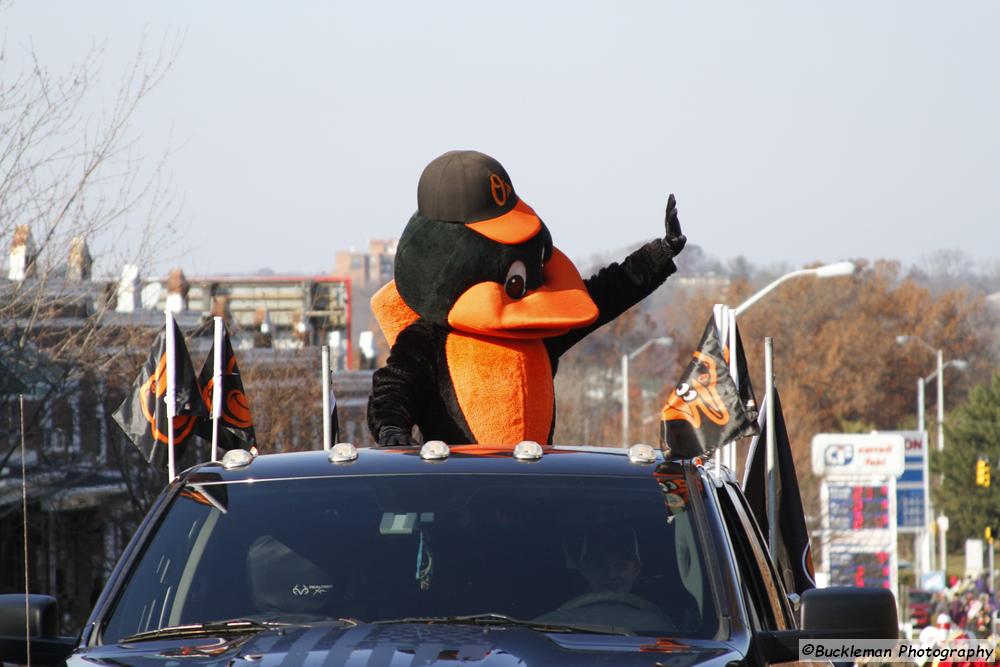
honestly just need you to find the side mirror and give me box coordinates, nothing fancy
[801,587,898,638]
[759,587,898,663]
[0,594,76,667]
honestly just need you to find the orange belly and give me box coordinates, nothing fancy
[444,332,554,445]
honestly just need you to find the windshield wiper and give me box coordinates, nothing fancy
[120,618,297,643]
[372,612,633,636]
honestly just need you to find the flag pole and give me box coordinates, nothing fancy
[211,317,224,461]
[727,308,739,472]
[165,310,177,481]
[714,303,741,472]
[712,303,725,474]
[765,336,777,559]
[322,345,332,451]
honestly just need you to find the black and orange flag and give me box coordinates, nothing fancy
[742,390,816,595]
[112,321,207,470]
[197,328,256,451]
[660,316,758,459]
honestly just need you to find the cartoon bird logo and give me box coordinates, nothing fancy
[139,354,197,444]
[661,351,730,429]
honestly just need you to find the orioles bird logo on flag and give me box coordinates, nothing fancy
[112,322,207,470]
[200,355,253,430]
[197,327,256,450]
[660,316,757,458]
[660,350,730,429]
[140,354,199,444]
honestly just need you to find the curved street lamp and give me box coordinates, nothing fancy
[895,334,968,579]
[728,260,856,557]
[733,261,856,316]
[622,336,672,446]
[895,335,968,452]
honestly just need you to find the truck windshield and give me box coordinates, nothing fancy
[101,472,717,641]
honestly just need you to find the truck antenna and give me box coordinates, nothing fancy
[20,393,31,667]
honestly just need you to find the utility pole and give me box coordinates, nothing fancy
[936,349,945,452]
[621,352,629,447]
[918,379,925,433]
[988,528,995,595]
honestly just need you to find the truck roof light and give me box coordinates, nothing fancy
[420,440,450,461]
[628,444,657,464]
[329,442,359,464]
[513,440,544,461]
[221,448,254,469]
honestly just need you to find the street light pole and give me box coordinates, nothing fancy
[898,334,970,582]
[621,352,629,447]
[622,336,672,446]
[899,335,968,452]
[937,349,945,452]
[724,260,856,476]
[917,376,931,573]
[917,378,925,433]
[733,261,856,317]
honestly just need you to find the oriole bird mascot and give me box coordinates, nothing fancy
[367,150,686,446]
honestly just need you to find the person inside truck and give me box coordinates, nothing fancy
[536,525,675,631]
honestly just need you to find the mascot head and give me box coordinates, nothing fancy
[386,150,598,340]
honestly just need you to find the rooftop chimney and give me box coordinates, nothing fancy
[67,237,92,281]
[8,225,36,281]
[253,306,273,348]
[211,295,231,320]
[116,264,141,312]
[292,310,312,346]
[165,268,190,313]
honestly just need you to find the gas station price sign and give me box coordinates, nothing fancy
[813,433,902,598]
[829,549,892,588]
[827,483,891,530]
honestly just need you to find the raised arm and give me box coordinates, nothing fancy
[545,194,686,359]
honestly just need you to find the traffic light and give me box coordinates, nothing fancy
[986,526,993,542]
[976,456,991,488]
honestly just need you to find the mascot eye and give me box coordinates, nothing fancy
[677,383,697,402]
[504,260,527,299]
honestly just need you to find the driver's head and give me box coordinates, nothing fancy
[578,525,641,594]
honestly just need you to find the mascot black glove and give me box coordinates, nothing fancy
[662,193,686,257]
[377,425,419,447]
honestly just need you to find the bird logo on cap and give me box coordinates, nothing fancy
[489,173,512,207]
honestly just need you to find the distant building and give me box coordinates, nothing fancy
[0,247,369,631]
[335,238,398,290]
[139,272,352,358]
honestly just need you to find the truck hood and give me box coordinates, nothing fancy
[70,623,740,667]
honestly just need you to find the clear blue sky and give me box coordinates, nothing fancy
[7,1,1000,276]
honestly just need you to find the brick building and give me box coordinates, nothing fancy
[0,236,371,632]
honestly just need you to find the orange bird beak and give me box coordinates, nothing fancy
[447,248,598,339]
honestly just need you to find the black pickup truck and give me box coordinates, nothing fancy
[0,443,896,666]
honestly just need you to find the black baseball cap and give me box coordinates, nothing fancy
[417,150,542,244]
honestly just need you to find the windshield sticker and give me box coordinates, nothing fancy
[291,584,333,596]
[380,512,418,535]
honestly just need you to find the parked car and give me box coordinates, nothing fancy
[0,443,897,666]
[907,589,934,629]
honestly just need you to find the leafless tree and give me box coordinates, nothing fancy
[0,19,186,624]
[0,24,182,447]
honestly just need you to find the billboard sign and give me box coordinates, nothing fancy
[878,430,928,532]
[811,433,905,478]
